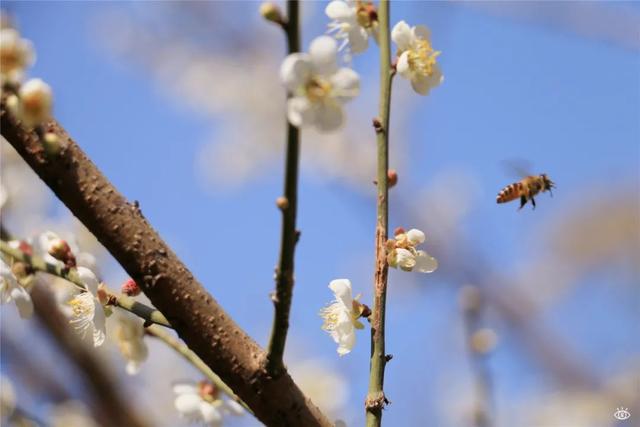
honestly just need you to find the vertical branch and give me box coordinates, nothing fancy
[460,286,495,427]
[266,0,301,375]
[366,0,393,425]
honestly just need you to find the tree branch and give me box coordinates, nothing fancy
[366,1,393,425]
[0,239,170,327]
[266,0,301,376]
[0,100,332,426]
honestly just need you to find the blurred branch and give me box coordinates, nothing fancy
[366,1,393,425]
[266,0,301,376]
[30,283,149,427]
[145,325,251,414]
[0,98,331,426]
[460,286,494,427]
[0,239,171,328]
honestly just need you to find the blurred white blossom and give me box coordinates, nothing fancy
[0,27,34,84]
[326,0,378,57]
[114,312,148,375]
[289,359,349,416]
[392,20,442,95]
[281,36,360,132]
[0,259,33,319]
[320,278,366,356]
[173,381,244,426]
[387,228,438,273]
[68,267,106,347]
[17,78,53,128]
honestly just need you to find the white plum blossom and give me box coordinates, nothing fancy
[326,0,378,56]
[173,381,244,427]
[68,267,106,347]
[0,28,34,84]
[391,20,443,96]
[320,279,367,356]
[280,36,360,132]
[0,259,33,319]
[387,228,438,273]
[17,78,53,128]
[114,312,148,375]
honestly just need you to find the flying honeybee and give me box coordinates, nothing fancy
[496,173,555,210]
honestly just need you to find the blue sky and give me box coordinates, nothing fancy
[3,2,639,426]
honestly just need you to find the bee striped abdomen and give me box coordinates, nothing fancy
[496,182,523,203]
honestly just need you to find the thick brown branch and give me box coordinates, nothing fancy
[0,102,331,427]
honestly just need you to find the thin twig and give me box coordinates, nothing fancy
[366,1,394,425]
[266,0,301,376]
[0,239,171,328]
[145,325,252,414]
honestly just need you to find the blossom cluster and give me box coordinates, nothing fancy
[0,21,53,129]
[276,0,443,133]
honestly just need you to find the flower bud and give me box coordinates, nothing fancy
[121,278,141,296]
[470,328,498,354]
[276,196,289,210]
[393,227,405,236]
[260,2,284,25]
[387,169,398,188]
[47,238,70,261]
[18,78,52,128]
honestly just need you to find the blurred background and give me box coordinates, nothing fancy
[1,1,639,426]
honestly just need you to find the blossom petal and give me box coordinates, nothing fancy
[77,267,99,294]
[309,36,338,76]
[287,97,315,127]
[395,248,416,270]
[348,26,369,54]
[10,286,33,319]
[333,316,356,356]
[325,0,353,20]
[410,74,433,95]
[174,393,202,417]
[415,250,438,273]
[391,20,412,51]
[413,25,431,42]
[314,102,344,132]
[280,53,312,92]
[172,383,199,395]
[330,68,360,102]
[328,279,353,308]
[91,299,107,347]
[406,229,425,245]
[396,51,411,78]
[126,361,140,375]
[199,401,223,425]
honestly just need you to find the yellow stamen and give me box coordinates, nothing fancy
[408,39,440,77]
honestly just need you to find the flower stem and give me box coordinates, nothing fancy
[366,0,393,425]
[0,239,171,328]
[266,0,301,376]
[145,324,252,414]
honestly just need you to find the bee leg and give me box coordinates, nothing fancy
[531,197,536,210]
[518,196,527,210]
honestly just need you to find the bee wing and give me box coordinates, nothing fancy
[501,158,533,179]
